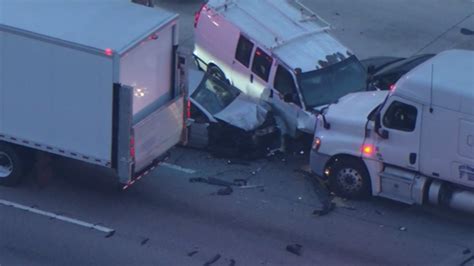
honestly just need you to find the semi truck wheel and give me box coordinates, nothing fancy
[0,143,24,186]
[329,158,370,199]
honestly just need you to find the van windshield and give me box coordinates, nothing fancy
[298,56,367,109]
[192,74,241,115]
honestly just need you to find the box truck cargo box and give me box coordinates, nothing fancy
[0,0,187,187]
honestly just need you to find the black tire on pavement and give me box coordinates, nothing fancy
[0,143,25,187]
[329,158,371,199]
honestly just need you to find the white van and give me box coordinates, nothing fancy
[310,50,474,213]
[194,0,367,137]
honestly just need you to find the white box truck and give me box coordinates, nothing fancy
[310,50,474,213]
[0,0,187,188]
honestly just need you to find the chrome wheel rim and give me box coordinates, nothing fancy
[336,168,363,193]
[0,152,13,178]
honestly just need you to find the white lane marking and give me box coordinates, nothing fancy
[159,162,197,174]
[0,199,115,235]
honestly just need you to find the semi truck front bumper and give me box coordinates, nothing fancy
[310,150,331,178]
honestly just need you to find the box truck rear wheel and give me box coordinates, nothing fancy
[0,143,24,186]
[329,158,370,199]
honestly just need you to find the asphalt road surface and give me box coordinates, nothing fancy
[1,1,474,265]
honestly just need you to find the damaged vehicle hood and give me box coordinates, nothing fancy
[214,95,270,131]
[188,69,271,132]
[325,91,388,136]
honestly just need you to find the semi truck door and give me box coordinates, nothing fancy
[375,97,422,171]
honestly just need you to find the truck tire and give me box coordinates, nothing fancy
[329,158,371,199]
[0,143,24,186]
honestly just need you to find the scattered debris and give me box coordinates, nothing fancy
[189,177,208,184]
[105,230,115,238]
[208,177,235,187]
[204,254,222,266]
[332,197,356,211]
[293,168,312,178]
[312,202,335,217]
[191,175,263,195]
[217,186,233,196]
[341,205,356,211]
[460,28,474,36]
[238,185,264,190]
[140,238,149,246]
[251,167,263,176]
[286,244,303,256]
[233,179,248,186]
[399,226,407,232]
[227,160,251,166]
[461,256,474,266]
[187,250,199,257]
[312,208,330,217]
[189,177,234,187]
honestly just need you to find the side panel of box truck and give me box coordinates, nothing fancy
[0,29,114,164]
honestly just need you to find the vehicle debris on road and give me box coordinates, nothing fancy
[187,250,199,257]
[286,244,303,256]
[217,186,233,196]
[204,254,221,266]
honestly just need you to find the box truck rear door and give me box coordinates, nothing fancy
[119,23,185,175]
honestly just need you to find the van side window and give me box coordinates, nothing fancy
[274,65,297,95]
[252,48,273,82]
[235,35,254,67]
[383,101,417,132]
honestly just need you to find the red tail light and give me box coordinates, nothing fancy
[104,48,113,56]
[130,134,135,159]
[187,99,191,118]
[194,4,206,28]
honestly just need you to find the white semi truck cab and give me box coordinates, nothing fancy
[310,50,474,213]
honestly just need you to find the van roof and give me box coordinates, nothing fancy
[0,0,177,54]
[393,50,474,115]
[206,0,352,72]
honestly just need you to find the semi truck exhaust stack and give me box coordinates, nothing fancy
[428,180,474,214]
